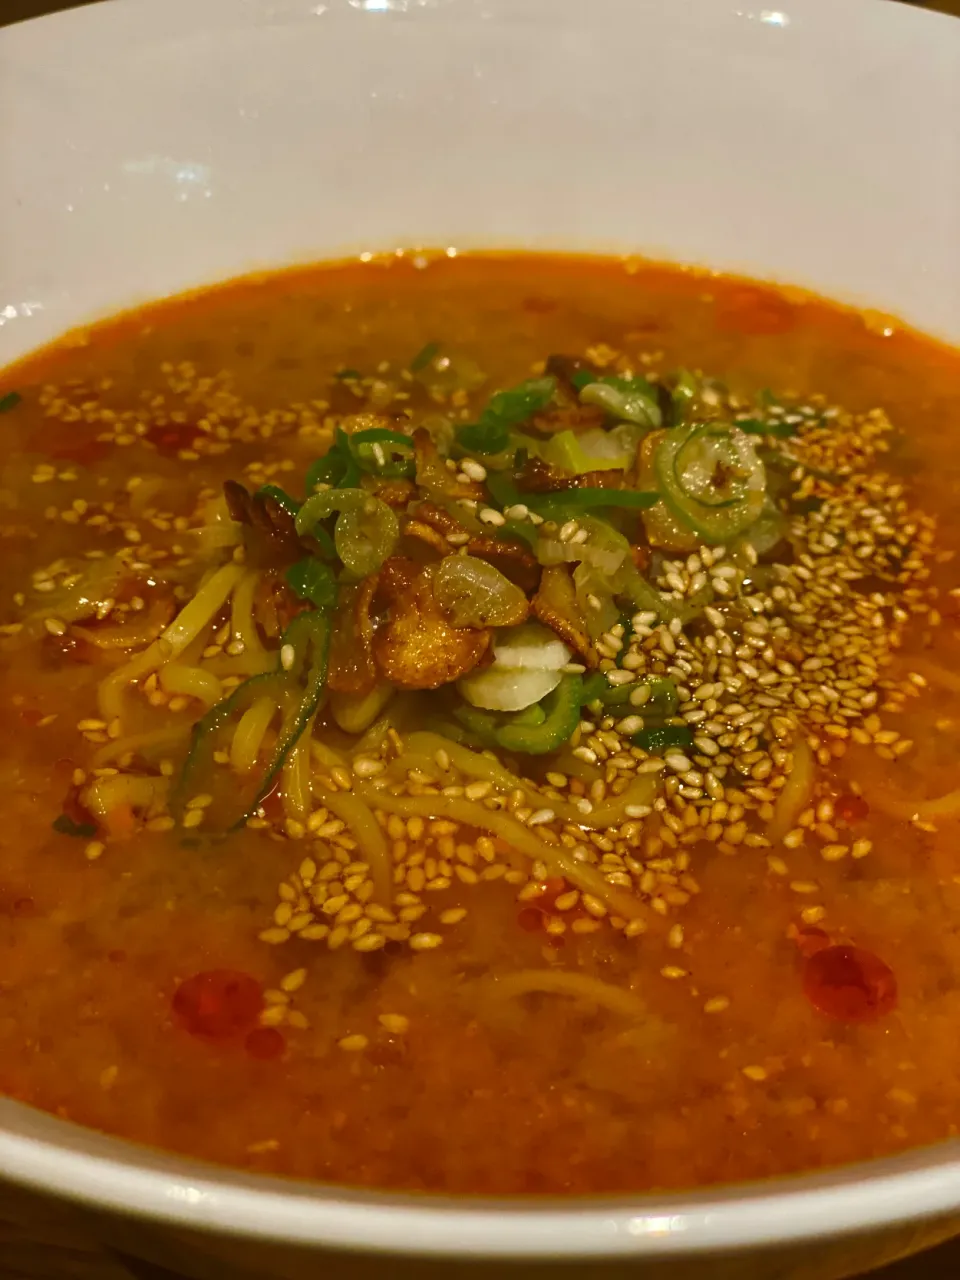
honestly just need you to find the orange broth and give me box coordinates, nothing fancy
[1,253,960,1194]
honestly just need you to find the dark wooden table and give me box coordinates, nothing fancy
[1,0,959,1276]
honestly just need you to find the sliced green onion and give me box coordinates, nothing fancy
[642,676,679,720]
[0,391,21,414]
[631,724,694,752]
[172,609,332,833]
[286,557,338,610]
[348,427,415,479]
[456,376,557,455]
[736,417,797,439]
[579,375,662,428]
[741,495,789,556]
[494,674,583,755]
[295,487,399,577]
[256,484,301,516]
[654,421,765,543]
[305,428,361,492]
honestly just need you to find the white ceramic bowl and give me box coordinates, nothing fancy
[2,1,960,1276]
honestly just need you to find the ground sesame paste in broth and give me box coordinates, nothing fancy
[2,253,960,1195]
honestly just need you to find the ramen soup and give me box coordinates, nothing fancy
[2,254,960,1195]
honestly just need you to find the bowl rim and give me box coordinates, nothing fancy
[3,0,960,1260]
[2,1115,960,1257]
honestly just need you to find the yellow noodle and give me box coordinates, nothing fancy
[32,557,123,626]
[282,729,315,823]
[159,664,223,708]
[98,638,173,720]
[161,562,245,655]
[230,569,268,665]
[355,787,645,920]
[489,970,647,1021]
[551,747,603,785]
[386,739,656,832]
[204,651,277,679]
[84,774,168,822]
[310,739,347,770]
[402,732,522,793]
[91,727,188,768]
[574,777,658,830]
[73,603,169,651]
[229,696,278,774]
[906,658,960,697]
[193,493,243,553]
[314,786,391,903]
[768,736,815,843]
[97,562,244,721]
[870,787,960,822]
[330,683,395,735]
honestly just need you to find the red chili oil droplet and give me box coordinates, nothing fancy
[718,288,798,336]
[517,907,544,933]
[244,1027,286,1061]
[835,793,870,824]
[43,425,110,467]
[172,970,263,1039]
[802,945,897,1023]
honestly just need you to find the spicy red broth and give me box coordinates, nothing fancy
[1,253,960,1194]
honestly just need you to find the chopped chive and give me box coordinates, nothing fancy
[410,341,440,372]
[52,813,97,839]
[631,724,695,753]
[737,417,797,439]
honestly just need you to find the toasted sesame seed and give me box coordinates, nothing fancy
[379,1013,410,1034]
[280,968,307,993]
[409,932,443,951]
[338,1034,369,1052]
[703,996,730,1014]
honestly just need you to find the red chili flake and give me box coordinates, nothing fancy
[517,907,544,933]
[835,793,870,824]
[42,425,110,466]
[145,421,201,457]
[172,970,263,1040]
[802,945,897,1023]
[718,287,798,336]
[244,1026,286,1061]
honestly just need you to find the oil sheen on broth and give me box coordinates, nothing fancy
[1,254,960,1196]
